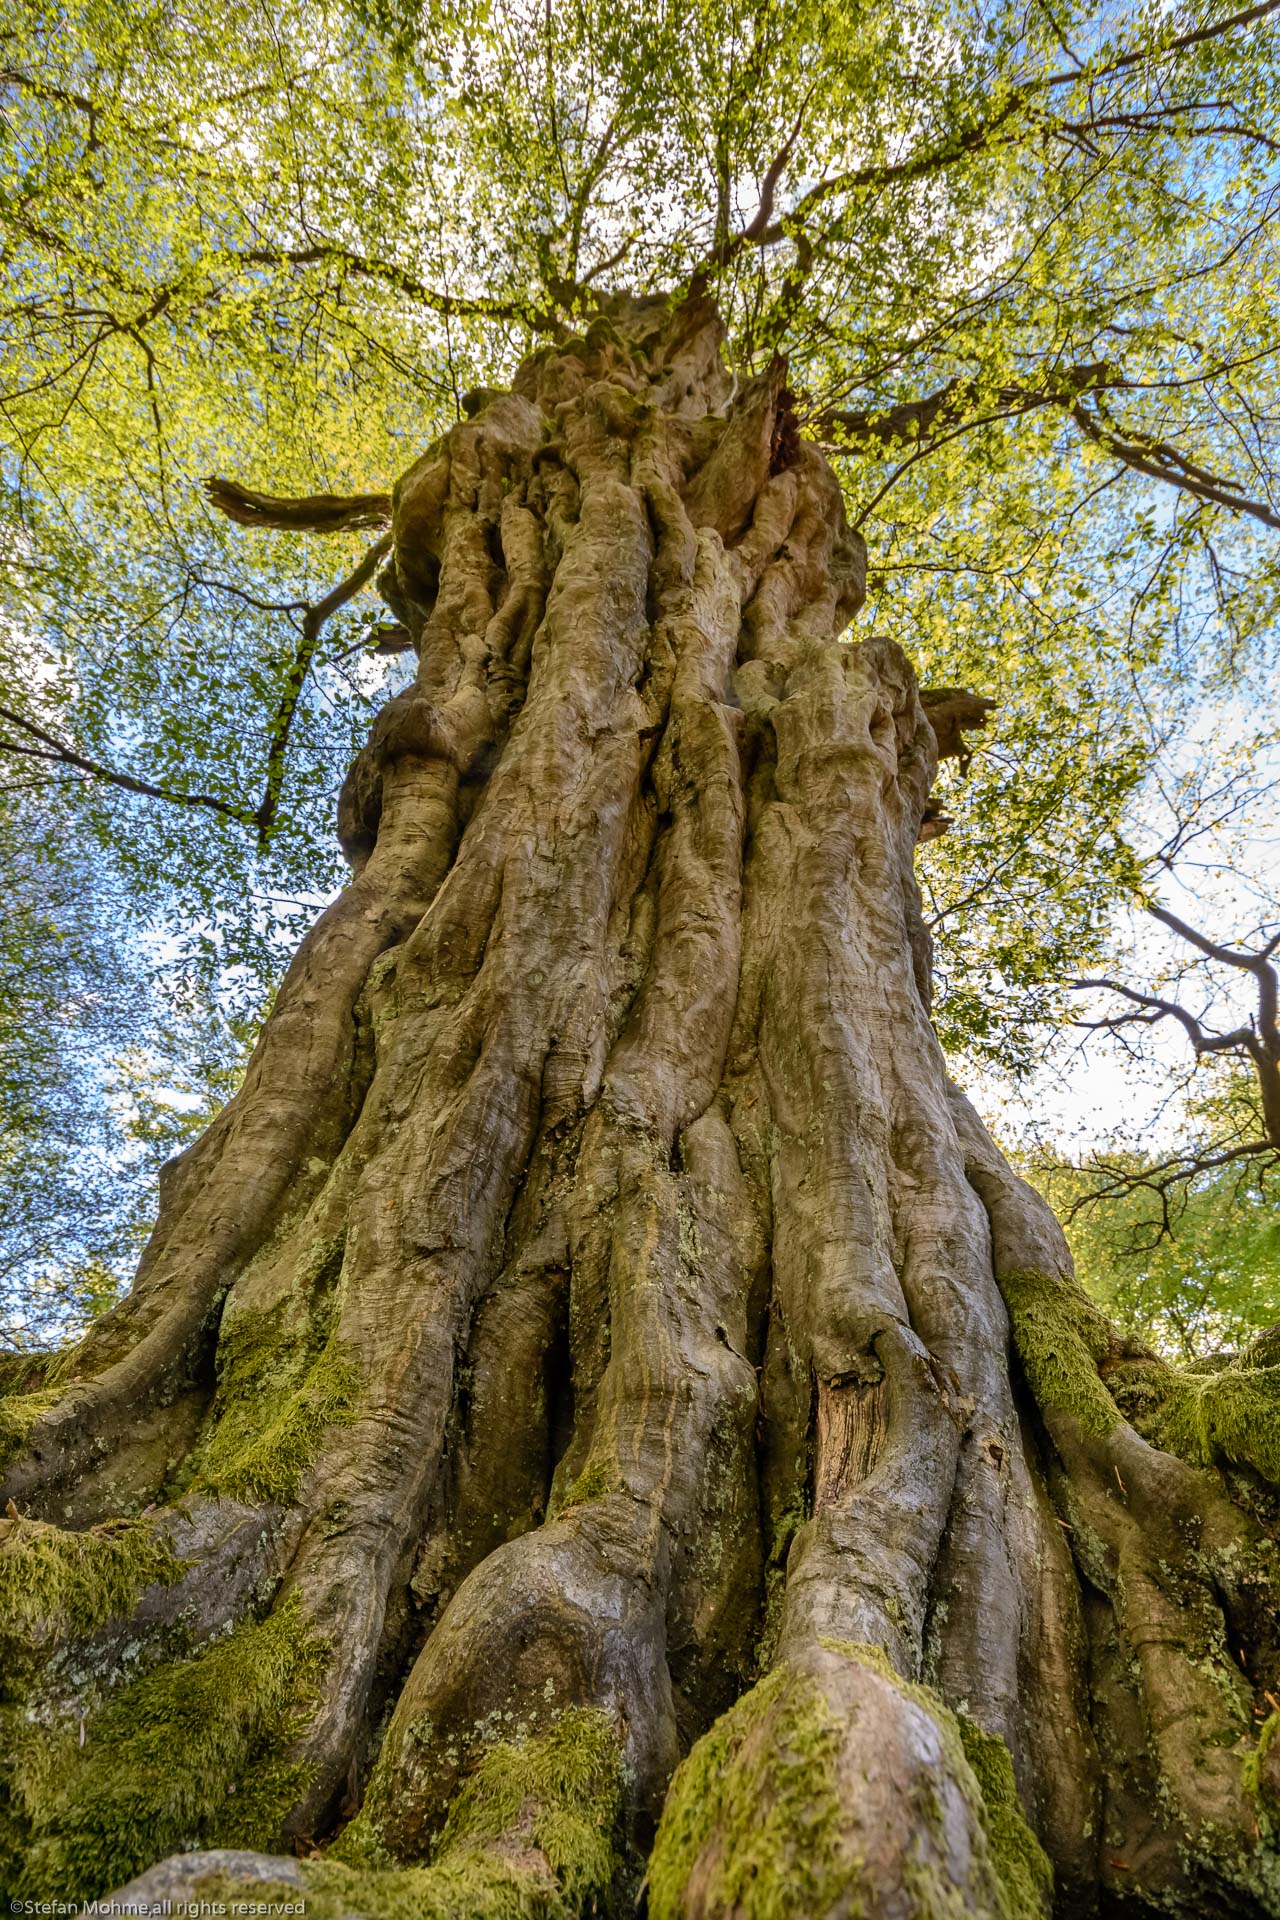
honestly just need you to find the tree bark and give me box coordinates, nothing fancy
[3,294,1278,1919]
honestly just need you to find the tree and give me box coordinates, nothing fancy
[1043,1129,1280,1358]
[2,3,1280,1916]
[1075,899,1280,1211]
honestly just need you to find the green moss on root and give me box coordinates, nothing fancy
[0,1514,183,1683]
[997,1268,1118,1440]
[1244,1710,1279,1800]
[557,1456,620,1513]
[320,1706,624,1918]
[0,1385,64,1474]
[832,1643,1051,1912]
[1,1590,325,1899]
[649,1644,1051,1920]
[0,1349,53,1400]
[823,1642,1050,1920]
[647,1663,849,1920]
[957,1715,1055,1920]
[1110,1340,1280,1488]
[193,1289,360,1505]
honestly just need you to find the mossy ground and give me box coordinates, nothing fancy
[0,1590,326,1899]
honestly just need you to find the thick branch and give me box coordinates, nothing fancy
[203,476,392,533]
[1070,403,1280,529]
[1072,977,1256,1057]
[920,687,997,765]
[815,364,1118,447]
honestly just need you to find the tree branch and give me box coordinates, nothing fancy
[203,476,392,533]
[1070,403,1280,529]
[0,705,252,824]
[1075,896,1280,1153]
[814,362,1119,447]
[1067,1136,1275,1221]
[1072,976,1255,1056]
[253,533,393,848]
[698,0,1280,280]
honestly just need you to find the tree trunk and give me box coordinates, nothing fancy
[2,295,1278,1919]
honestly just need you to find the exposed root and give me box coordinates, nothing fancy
[648,1639,1051,1919]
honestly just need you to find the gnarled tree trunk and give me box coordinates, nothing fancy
[3,295,1278,1919]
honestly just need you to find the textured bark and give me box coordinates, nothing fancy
[3,294,1279,1919]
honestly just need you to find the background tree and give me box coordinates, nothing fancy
[1042,1121,1280,1357]
[2,2,1280,1916]
[1076,899,1280,1202]
[1031,781,1280,1360]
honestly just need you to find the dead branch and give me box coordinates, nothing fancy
[203,476,392,533]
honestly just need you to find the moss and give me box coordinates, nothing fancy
[756,1497,809,1674]
[1244,1710,1280,1800]
[823,1644,1051,1919]
[1110,1344,1280,1488]
[0,1384,64,1473]
[648,1663,851,1920]
[203,1856,570,1920]
[957,1716,1055,1920]
[649,1642,1050,1920]
[185,1873,307,1908]
[0,1349,54,1400]
[315,1707,624,1919]
[1,1590,326,1899]
[0,1513,183,1685]
[556,1456,619,1513]
[192,1283,360,1504]
[829,1643,1050,1918]
[997,1268,1118,1440]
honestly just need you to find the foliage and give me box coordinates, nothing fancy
[1028,1072,1280,1359]
[0,777,262,1346]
